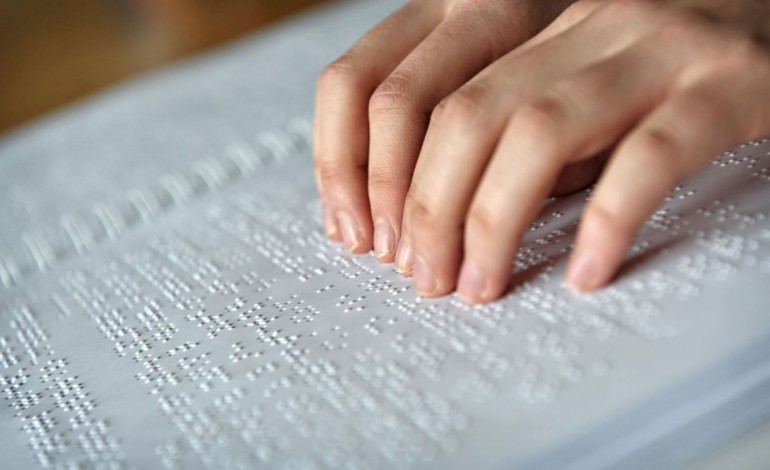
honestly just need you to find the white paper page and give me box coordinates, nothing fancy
[1,1,770,469]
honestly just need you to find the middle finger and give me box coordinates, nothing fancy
[402,1,661,296]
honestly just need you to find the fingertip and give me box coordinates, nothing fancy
[394,237,414,277]
[456,258,508,305]
[566,210,628,293]
[413,256,439,297]
[337,211,372,255]
[565,248,606,294]
[457,258,487,304]
[323,204,342,243]
[374,217,397,263]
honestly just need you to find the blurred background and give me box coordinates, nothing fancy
[0,0,332,134]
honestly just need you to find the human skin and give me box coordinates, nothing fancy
[314,0,770,304]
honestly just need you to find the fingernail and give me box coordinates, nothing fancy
[395,237,414,276]
[337,212,361,252]
[374,218,395,260]
[323,205,338,238]
[458,259,487,304]
[566,249,599,293]
[413,257,438,297]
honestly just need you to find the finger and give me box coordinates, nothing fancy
[567,67,770,292]
[457,47,682,304]
[315,2,440,253]
[314,86,342,242]
[509,31,702,194]
[403,3,663,297]
[514,0,605,54]
[368,2,532,265]
[462,122,565,303]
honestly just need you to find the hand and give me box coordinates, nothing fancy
[314,0,574,259]
[399,0,770,303]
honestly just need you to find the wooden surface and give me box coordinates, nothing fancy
[0,0,332,134]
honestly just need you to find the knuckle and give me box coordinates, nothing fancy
[635,126,680,159]
[551,75,598,109]
[583,200,636,241]
[679,91,723,127]
[443,3,516,58]
[431,84,487,127]
[466,202,502,239]
[405,188,442,230]
[367,169,393,191]
[448,0,514,27]
[317,53,360,91]
[367,167,403,197]
[319,161,354,187]
[629,127,683,177]
[513,94,570,143]
[369,72,414,117]
[447,0,487,16]
[653,11,709,45]
[703,36,770,100]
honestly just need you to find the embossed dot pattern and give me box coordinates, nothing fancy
[1,1,770,468]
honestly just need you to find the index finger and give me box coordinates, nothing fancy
[314,3,440,253]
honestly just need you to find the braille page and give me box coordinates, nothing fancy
[1,1,770,469]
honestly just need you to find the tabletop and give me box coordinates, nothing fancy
[0,0,331,135]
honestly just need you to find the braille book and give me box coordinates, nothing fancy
[1,1,769,468]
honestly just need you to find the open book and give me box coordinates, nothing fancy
[2,1,769,468]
